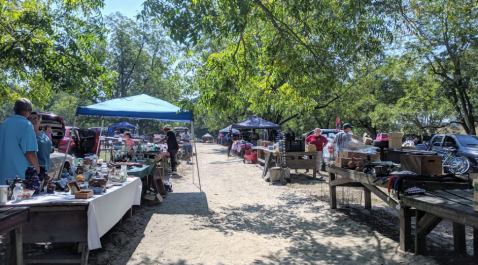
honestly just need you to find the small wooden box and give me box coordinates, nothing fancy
[75,190,93,199]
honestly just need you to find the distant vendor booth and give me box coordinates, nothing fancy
[218,126,240,145]
[202,133,214,143]
[0,94,199,265]
[107,121,139,136]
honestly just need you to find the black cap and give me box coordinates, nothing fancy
[343,123,353,129]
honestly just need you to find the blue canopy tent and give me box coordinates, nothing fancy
[63,94,201,190]
[107,121,139,136]
[76,94,192,122]
[231,115,282,129]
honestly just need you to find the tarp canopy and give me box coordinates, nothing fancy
[219,126,240,134]
[107,122,139,136]
[231,115,281,129]
[202,133,213,138]
[76,94,193,122]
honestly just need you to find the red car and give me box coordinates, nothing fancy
[58,126,101,157]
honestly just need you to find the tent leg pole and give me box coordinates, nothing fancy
[58,115,77,179]
[191,121,201,192]
[96,118,104,157]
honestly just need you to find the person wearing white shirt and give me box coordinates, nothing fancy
[181,128,193,163]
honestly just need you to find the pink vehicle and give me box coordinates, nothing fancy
[58,126,101,157]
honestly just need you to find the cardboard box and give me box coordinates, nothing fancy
[474,192,478,212]
[469,173,478,180]
[335,157,353,168]
[474,179,478,212]
[363,138,373,145]
[400,155,442,175]
[339,151,380,161]
[389,132,403,149]
[305,144,316,152]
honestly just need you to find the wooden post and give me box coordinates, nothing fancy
[399,206,412,252]
[364,187,371,210]
[329,172,337,209]
[14,228,23,265]
[452,222,466,254]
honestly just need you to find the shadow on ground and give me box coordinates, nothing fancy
[88,191,209,265]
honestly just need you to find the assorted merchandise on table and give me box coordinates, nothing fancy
[1,154,151,203]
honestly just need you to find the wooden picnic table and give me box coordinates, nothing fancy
[0,207,29,265]
[326,165,477,256]
[400,189,478,255]
[255,146,318,179]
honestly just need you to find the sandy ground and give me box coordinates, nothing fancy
[2,143,476,264]
[86,143,475,265]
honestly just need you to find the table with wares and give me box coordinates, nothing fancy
[0,177,142,265]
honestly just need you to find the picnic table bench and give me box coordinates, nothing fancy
[326,165,477,256]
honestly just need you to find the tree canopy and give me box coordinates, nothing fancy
[0,0,115,106]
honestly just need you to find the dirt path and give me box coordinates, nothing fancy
[90,143,443,265]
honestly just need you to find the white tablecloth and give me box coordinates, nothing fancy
[2,177,142,250]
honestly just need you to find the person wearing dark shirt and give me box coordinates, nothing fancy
[160,125,179,173]
[250,129,259,145]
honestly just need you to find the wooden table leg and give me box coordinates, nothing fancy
[415,209,426,254]
[415,211,442,254]
[15,227,23,265]
[329,172,336,209]
[364,187,371,210]
[313,169,316,179]
[262,152,272,178]
[79,242,90,265]
[453,222,466,254]
[399,206,412,252]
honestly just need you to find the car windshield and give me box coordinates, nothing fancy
[456,135,478,146]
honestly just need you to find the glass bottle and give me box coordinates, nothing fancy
[13,183,23,201]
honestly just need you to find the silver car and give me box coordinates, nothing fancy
[49,153,75,179]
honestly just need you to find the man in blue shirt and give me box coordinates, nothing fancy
[0,98,40,184]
